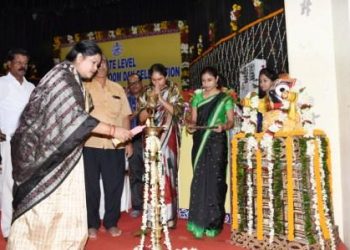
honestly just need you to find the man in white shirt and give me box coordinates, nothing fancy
[0,49,35,238]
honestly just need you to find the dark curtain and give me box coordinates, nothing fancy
[0,0,284,79]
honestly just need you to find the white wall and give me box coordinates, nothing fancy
[284,0,350,247]
[333,0,350,247]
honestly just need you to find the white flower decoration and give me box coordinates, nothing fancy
[154,23,161,32]
[131,26,138,35]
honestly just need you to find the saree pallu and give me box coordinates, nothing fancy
[7,157,87,250]
[8,62,99,248]
[139,82,183,226]
[188,92,230,235]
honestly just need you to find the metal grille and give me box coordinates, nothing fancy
[190,10,288,91]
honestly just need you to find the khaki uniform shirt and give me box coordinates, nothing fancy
[84,79,131,149]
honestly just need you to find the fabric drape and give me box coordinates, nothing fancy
[11,61,99,221]
[188,91,233,237]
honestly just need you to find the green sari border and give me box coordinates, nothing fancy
[193,94,231,170]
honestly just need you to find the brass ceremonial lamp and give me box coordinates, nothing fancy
[145,93,163,135]
[140,92,169,250]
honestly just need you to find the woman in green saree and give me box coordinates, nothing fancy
[187,66,234,238]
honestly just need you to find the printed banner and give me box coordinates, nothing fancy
[53,20,190,88]
[60,32,181,86]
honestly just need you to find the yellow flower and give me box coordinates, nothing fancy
[115,28,123,36]
[253,0,262,7]
[160,21,168,30]
[53,36,61,50]
[230,21,238,31]
[233,4,242,12]
[74,33,80,42]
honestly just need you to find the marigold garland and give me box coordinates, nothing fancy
[286,136,295,241]
[313,140,330,240]
[256,143,263,240]
[231,138,239,230]
[325,138,333,202]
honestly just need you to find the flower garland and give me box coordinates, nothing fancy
[317,138,336,250]
[138,144,151,250]
[266,143,274,243]
[252,0,264,18]
[260,134,274,242]
[150,152,158,247]
[240,92,259,234]
[237,140,246,231]
[234,128,337,249]
[157,149,172,249]
[320,138,333,219]
[306,140,325,249]
[136,135,172,250]
[272,139,283,235]
[255,143,263,240]
[231,138,239,230]
[253,0,262,7]
[230,4,242,32]
[285,136,295,240]
[241,92,259,134]
[245,136,258,235]
[258,108,286,242]
[196,35,203,56]
[299,138,316,244]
